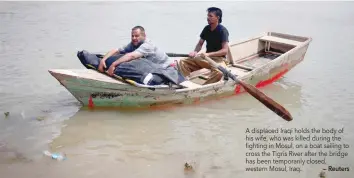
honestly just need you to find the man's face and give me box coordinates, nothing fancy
[131,29,145,46]
[207,12,219,24]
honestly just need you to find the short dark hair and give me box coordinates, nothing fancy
[132,25,145,35]
[207,7,222,23]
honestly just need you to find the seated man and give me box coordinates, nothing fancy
[98,26,173,75]
[178,7,229,85]
[77,26,183,86]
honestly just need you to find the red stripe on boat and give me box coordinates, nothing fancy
[255,68,289,88]
[234,84,241,94]
[88,96,94,108]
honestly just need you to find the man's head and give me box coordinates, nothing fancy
[207,7,223,25]
[131,26,146,46]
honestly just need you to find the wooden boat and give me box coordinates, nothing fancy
[48,32,312,109]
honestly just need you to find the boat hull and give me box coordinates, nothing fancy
[49,32,311,109]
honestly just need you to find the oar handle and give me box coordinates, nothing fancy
[166,53,189,57]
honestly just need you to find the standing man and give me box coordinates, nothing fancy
[178,7,230,85]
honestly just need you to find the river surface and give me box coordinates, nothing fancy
[0,1,353,178]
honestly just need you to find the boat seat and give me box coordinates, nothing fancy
[225,46,255,71]
[260,36,302,46]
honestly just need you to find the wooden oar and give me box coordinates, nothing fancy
[205,56,292,121]
[166,53,189,57]
[166,53,293,121]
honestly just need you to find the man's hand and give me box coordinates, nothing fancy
[98,60,107,73]
[189,51,198,58]
[197,52,210,58]
[107,65,116,76]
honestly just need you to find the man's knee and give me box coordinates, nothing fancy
[178,59,191,76]
[179,58,187,65]
[178,58,191,67]
[211,69,223,79]
[215,70,223,79]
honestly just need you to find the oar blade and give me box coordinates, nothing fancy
[238,80,293,121]
[204,56,292,121]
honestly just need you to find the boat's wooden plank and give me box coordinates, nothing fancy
[260,36,302,46]
[49,69,126,84]
[228,38,263,64]
[228,67,248,76]
[231,64,254,71]
[239,56,273,68]
[179,80,201,89]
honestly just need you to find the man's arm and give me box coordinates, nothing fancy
[111,51,142,66]
[189,39,205,57]
[102,49,120,61]
[98,49,120,72]
[205,41,229,57]
[107,41,154,76]
[194,39,205,53]
[106,51,143,76]
[102,41,134,62]
[196,26,208,53]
